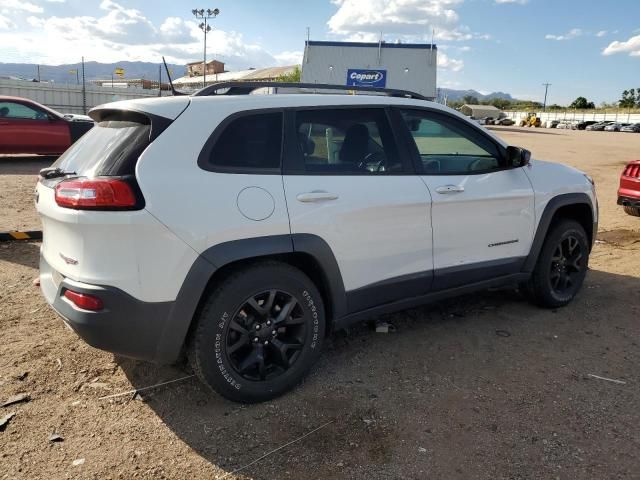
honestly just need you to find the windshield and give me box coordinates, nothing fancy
[52,119,151,177]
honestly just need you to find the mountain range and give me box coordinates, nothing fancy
[0,61,514,101]
[439,88,513,102]
[0,61,186,83]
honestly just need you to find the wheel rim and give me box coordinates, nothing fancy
[549,234,584,294]
[225,290,307,382]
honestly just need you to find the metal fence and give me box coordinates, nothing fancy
[0,78,167,114]
[504,110,640,124]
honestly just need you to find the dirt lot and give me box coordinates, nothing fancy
[1,128,639,479]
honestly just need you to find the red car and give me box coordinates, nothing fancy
[0,96,93,155]
[618,160,640,217]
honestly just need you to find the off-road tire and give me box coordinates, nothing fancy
[526,219,589,308]
[623,205,640,217]
[188,261,325,403]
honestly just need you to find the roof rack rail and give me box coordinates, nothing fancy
[192,81,429,101]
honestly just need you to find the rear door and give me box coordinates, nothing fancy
[0,100,70,154]
[395,108,535,290]
[282,106,433,314]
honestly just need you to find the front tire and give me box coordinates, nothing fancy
[189,261,325,403]
[623,205,640,217]
[526,220,590,308]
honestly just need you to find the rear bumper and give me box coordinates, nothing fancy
[618,196,640,208]
[40,253,179,363]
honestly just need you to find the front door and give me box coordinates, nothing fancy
[282,107,433,314]
[0,101,69,154]
[396,108,535,290]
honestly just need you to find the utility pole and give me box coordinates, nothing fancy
[81,57,86,114]
[192,8,220,88]
[36,64,40,82]
[542,83,551,112]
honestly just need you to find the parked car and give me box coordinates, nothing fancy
[604,123,631,132]
[36,83,598,402]
[585,121,614,131]
[495,117,515,126]
[574,121,598,130]
[0,96,94,155]
[620,123,640,133]
[618,161,640,217]
[544,120,560,128]
[556,120,579,130]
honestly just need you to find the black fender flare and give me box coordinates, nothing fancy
[154,234,347,363]
[522,192,596,273]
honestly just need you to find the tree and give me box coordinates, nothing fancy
[462,95,479,105]
[569,96,595,109]
[275,65,301,83]
[487,98,512,110]
[619,89,637,108]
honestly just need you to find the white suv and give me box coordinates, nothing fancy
[37,83,598,402]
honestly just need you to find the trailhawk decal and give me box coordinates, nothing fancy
[346,69,387,88]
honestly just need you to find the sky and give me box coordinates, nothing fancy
[0,0,639,104]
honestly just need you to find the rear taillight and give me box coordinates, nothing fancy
[623,164,640,179]
[64,289,104,311]
[55,178,138,210]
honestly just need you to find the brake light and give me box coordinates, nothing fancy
[624,164,640,179]
[55,178,137,209]
[64,290,104,311]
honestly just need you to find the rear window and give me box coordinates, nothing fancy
[51,118,151,177]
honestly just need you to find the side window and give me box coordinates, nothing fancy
[295,108,403,174]
[208,112,282,171]
[0,101,48,120]
[399,109,504,175]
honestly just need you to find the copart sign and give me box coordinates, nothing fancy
[346,69,387,88]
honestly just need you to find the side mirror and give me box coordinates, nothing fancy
[506,146,531,168]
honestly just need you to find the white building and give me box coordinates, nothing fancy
[301,40,437,99]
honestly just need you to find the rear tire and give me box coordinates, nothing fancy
[526,220,590,308]
[189,261,325,403]
[623,205,640,217]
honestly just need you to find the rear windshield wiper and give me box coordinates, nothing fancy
[39,167,77,179]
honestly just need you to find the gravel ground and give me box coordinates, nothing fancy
[1,128,639,479]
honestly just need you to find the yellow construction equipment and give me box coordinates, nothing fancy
[519,113,542,127]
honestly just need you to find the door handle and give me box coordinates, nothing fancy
[435,185,465,194]
[296,191,339,203]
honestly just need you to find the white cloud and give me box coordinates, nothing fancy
[494,0,528,4]
[273,50,303,65]
[327,0,477,72]
[602,34,640,57]
[545,28,582,41]
[0,0,43,13]
[327,0,486,43]
[0,13,16,28]
[438,51,463,71]
[596,30,607,37]
[0,0,293,71]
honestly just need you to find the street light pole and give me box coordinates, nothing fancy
[542,83,551,112]
[192,8,220,88]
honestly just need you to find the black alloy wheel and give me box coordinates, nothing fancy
[189,261,325,403]
[525,219,590,308]
[226,289,307,382]
[549,234,584,295]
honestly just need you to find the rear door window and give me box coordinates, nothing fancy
[293,108,404,174]
[51,116,151,177]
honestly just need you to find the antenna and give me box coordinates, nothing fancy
[162,56,185,96]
